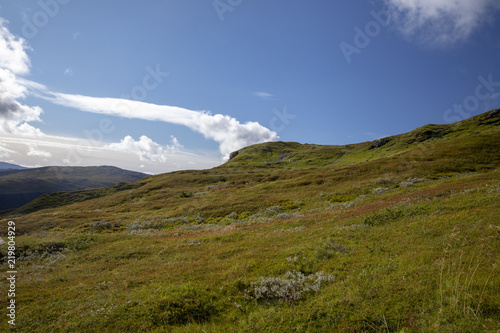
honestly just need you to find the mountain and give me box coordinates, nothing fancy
[0,165,148,211]
[0,109,498,332]
[0,162,27,170]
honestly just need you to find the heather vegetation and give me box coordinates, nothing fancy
[0,109,499,332]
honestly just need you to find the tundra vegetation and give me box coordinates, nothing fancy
[0,109,499,332]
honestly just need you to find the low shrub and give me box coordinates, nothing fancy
[362,205,424,226]
[15,241,66,261]
[375,178,397,185]
[276,212,304,220]
[316,239,350,260]
[152,287,220,326]
[246,271,334,302]
[399,181,414,188]
[67,235,96,251]
[372,187,389,195]
[90,220,121,231]
[322,192,358,203]
[178,191,193,198]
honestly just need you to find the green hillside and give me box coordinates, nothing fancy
[227,108,499,169]
[0,109,499,332]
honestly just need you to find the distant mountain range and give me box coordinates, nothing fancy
[0,162,28,170]
[0,165,147,211]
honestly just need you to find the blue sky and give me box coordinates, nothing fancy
[1,0,499,174]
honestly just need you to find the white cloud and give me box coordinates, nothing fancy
[27,144,52,158]
[106,135,182,162]
[385,0,500,46]
[0,19,44,137]
[0,133,221,174]
[64,68,73,76]
[0,67,43,135]
[0,143,16,158]
[24,84,279,159]
[254,91,274,99]
[169,135,183,150]
[0,18,30,75]
[0,17,278,166]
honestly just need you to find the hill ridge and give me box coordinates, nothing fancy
[3,108,498,221]
[224,108,499,169]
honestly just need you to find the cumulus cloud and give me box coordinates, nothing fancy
[385,0,500,46]
[0,143,16,158]
[0,133,221,173]
[0,68,43,135]
[0,18,43,136]
[27,144,52,158]
[0,18,30,75]
[106,135,183,162]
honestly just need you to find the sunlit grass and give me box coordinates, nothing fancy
[0,109,499,332]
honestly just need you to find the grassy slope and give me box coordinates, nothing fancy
[0,110,499,332]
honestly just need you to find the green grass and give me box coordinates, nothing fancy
[0,109,499,332]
